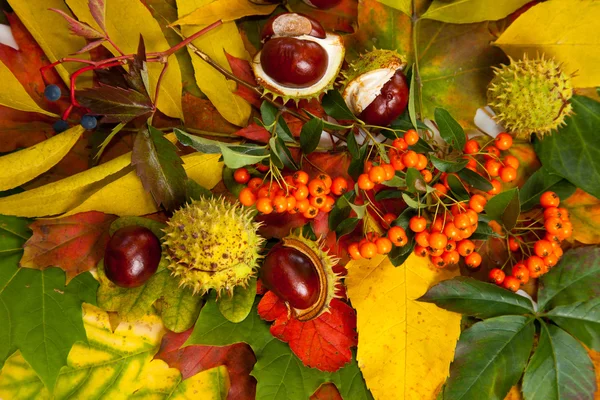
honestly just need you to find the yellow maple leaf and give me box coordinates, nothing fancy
[345,253,461,400]
[0,304,229,400]
[173,0,277,26]
[0,126,83,191]
[176,0,252,127]
[494,0,600,88]
[65,0,183,119]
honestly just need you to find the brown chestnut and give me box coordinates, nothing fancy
[260,242,321,310]
[302,0,343,9]
[261,12,326,42]
[359,70,409,127]
[104,225,161,288]
[260,37,328,88]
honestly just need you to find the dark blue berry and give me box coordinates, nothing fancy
[44,84,61,102]
[53,120,69,133]
[80,115,98,130]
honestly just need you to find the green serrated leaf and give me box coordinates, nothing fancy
[109,216,166,238]
[546,298,600,351]
[347,130,360,159]
[348,143,369,180]
[430,155,468,173]
[300,118,324,154]
[443,315,535,400]
[402,193,425,209]
[322,90,356,121]
[434,108,466,150]
[522,323,596,400]
[447,174,470,201]
[336,218,360,237]
[535,96,600,199]
[132,126,188,212]
[418,277,534,319]
[218,278,257,323]
[260,101,295,142]
[484,188,520,231]
[458,168,493,192]
[538,247,600,311]
[519,167,577,211]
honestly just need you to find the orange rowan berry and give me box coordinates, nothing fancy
[431,256,446,268]
[534,240,553,257]
[303,205,319,219]
[392,137,408,151]
[317,173,332,189]
[256,198,273,214]
[348,243,362,260]
[248,177,263,192]
[544,253,559,268]
[363,161,373,173]
[286,196,297,212]
[391,155,405,171]
[545,217,564,235]
[415,154,428,171]
[421,169,433,183]
[554,246,564,258]
[453,213,471,231]
[239,188,257,206]
[457,240,475,257]
[415,231,430,247]
[527,256,545,278]
[376,237,393,254]
[464,140,480,154]
[487,179,502,195]
[503,155,520,170]
[540,191,560,208]
[383,213,397,226]
[308,179,327,197]
[484,145,501,160]
[442,250,460,265]
[382,164,395,181]
[503,276,521,292]
[321,196,335,213]
[310,195,326,209]
[404,129,419,146]
[430,218,444,232]
[445,240,457,252]
[443,222,460,241]
[360,241,378,259]
[488,268,505,285]
[233,168,250,184]
[543,207,561,220]
[357,174,375,190]
[294,199,310,214]
[469,194,487,213]
[495,133,513,150]
[429,232,448,251]
[409,215,427,233]
[292,184,309,200]
[402,151,418,168]
[512,263,529,285]
[484,159,502,177]
[293,170,309,185]
[429,246,445,257]
[433,183,448,198]
[388,226,408,246]
[499,166,517,183]
[558,207,570,221]
[508,236,520,252]
[465,252,482,268]
[331,177,348,196]
[414,245,428,257]
[273,195,288,213]
[368,166,386,184]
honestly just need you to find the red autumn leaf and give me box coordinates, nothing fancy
[258,291,358,372]
[154,328,257,400]
[311,382,343,400]
[305,152,353,181]
[20,211,118,283]
[225,52,261,108]
[235,122,271,143]
[257,212,307,239]
[182,93,238,133]
[311,210,330,238]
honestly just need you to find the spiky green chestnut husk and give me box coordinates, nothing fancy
[487,56,573,138]
[163,197,264,296]
[342,49,406,90]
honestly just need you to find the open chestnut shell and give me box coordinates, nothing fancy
[359,69,409,126]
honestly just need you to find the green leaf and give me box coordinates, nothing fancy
[392,208,416,230]
[300,117,324,154]
[484,188,520,231]
[538,247,600,310]
[447,174,470,201]
[430,155,468,173]
[76,85,153,123]
[348,143,369,180]
[322,90,356,121]
[306,111,353,130]
[422,0,531,23]
[535,96,600,199]
[346,130,360,159]
[269,138,284,169]
[405,167,422,192]
[546,298,600,351]
[469,221,495,240]
[186,295,372,400]
[329,191,355,231]
[220,143,269,169]
[375,190,405,201]
[408,67,418,129]
[109,216,166,239]
[186,178,212,201]
[519,167,577,211]
[0,215,97,390]
[222,167,246,198]
[382,174,406,188]
[94,122,126,160]
[132,126,188,212]
[218,278,257,323]
[443,316,535,400]
[419,277,534,319]
[336,218,361,237]
[434,108,466,150]
[403,193,425,209]
[175,129,222,153]
[458,168,493,192]
[97,260,202,333]
[522,323,596,400]
[260,101,295,143]
[272,137,298,171]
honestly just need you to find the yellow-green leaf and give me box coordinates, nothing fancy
[0,60,58,117]
[0,126,83,191]
[176,0,251,127]
[376,0,411,16]
[174,0,277,26]
[62,152,223,217]
[65,0,183,119]
[494,0,600,88]
[7,0,92,87]
[345,254,461,400]
[0,304,229,400]
[422,0,530,23]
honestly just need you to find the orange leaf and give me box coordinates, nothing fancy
[182,93,238,133]
[311,382,343,400]
[562,189,600,244]
[225,52,261,108]
[20,211,117,282]
[154,328,256,400]
[258,291,358,372]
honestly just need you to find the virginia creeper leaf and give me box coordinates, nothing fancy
[88,0,106,31]
[132,126,188,212]
[546,298,600,351]
[49,8,104,39]
[522,323,596,400]
[76,85,153,123]
[537,247,600,311]
[443,316,535,400]
[419,276,534,318]
[20,211,117,283]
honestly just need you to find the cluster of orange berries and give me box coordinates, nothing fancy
[235,167,350,219]
[489,191,572,292]
[464,133,519,192]
[356,129,434,190]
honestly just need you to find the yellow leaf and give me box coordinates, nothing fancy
[65,0,183,119]
[0,126,83,191]
[7,0,92,87]
[0,304,229,400]
[0,60,58,117]
[494,0,600,88]
[376,0,411,16]
[345,254,461,400]
[176,0,251,127]
[174,0,277,26]
[62,153,223,217]
[422,0,530,23]
[562,189,600,245]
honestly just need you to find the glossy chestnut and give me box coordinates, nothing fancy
[260,242,321,310]
[104,225,161,288]
[260,37,328,88]
[359,69,409,127]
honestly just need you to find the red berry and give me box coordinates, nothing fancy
[540,191,560,208]
[489,268,505,285]
[495,133,513,150]
[503,276,521,292]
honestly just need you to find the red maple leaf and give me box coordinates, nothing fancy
[154,328,256,400]
[225,52,261,108]
[234,122,271,143]
[20,211,118,282]
[257,291,357,372]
